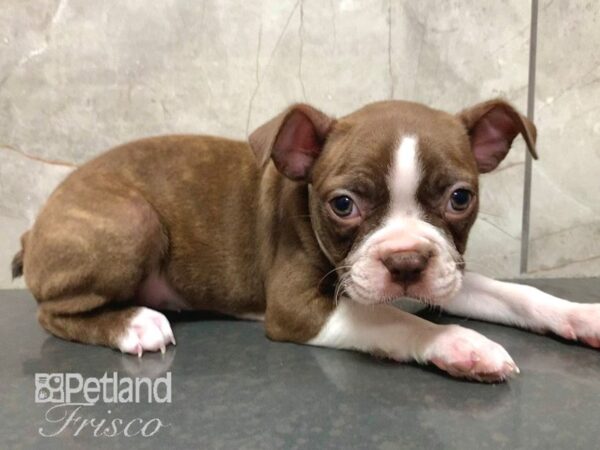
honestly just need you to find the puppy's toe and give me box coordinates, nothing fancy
[559,304,600,349]
[581,336,600,348]
[117,307,175,356]
[426,325,519,383]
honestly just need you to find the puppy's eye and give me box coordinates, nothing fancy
[330,195,357,218]
[448,188,472,212]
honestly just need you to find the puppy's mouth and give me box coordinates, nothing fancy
[345,273,462,307]
[337,251,464,307]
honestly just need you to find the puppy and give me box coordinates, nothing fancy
[13,99,600,382]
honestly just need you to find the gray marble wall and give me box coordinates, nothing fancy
[1,0,598,288]
[528,1,600,277]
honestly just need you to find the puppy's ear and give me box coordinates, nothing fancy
[458,99,538,173]
[249,104,335,181]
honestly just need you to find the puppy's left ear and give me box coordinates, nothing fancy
[458,99,538,173]
[249,104,335,181]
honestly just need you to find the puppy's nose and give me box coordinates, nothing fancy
[382,251,430,284]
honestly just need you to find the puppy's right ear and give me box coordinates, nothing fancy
[248,104,335,181]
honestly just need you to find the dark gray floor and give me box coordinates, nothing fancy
[1,279,599,449]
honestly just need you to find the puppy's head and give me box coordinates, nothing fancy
[250,99,536,306]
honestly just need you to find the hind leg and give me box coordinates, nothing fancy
[38,299,175,355]
[24,185,176,355]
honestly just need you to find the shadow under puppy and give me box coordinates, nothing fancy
[13,99,600,382]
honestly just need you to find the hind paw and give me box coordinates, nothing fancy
[117,307,176,356]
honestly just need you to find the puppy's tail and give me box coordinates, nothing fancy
[11,250,24,279]
[11,230,29,279]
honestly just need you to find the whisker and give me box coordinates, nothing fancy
[333,274,349,306]
[317,265,353,289]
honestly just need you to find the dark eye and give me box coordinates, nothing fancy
[449,189,472,211]
[330,195,356,218]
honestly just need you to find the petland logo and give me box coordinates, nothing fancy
[35,372,171,437]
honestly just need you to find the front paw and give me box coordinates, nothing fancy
[559,304,600,348]
[423,325,519,382]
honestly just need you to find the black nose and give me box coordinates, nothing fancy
[382,251,430,284]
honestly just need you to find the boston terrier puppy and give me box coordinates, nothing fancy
[13,99,600,382]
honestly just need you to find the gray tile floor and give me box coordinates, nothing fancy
[1,278,599,449]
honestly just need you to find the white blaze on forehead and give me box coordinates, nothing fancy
[388,135,421,216]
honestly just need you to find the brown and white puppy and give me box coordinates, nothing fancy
[13,99,600,382]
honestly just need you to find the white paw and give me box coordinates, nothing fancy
[117,307,176,357]
[560,304,600,348]
[424,325,519,382]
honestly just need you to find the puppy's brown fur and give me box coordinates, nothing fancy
[13,99,535,350]
[17,136,268,346]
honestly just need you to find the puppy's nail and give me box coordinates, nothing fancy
[563,328,577,340]
[587,337,600,348]
[160,343,166,354]
[170,334,177,346]
[505,362,519,376]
